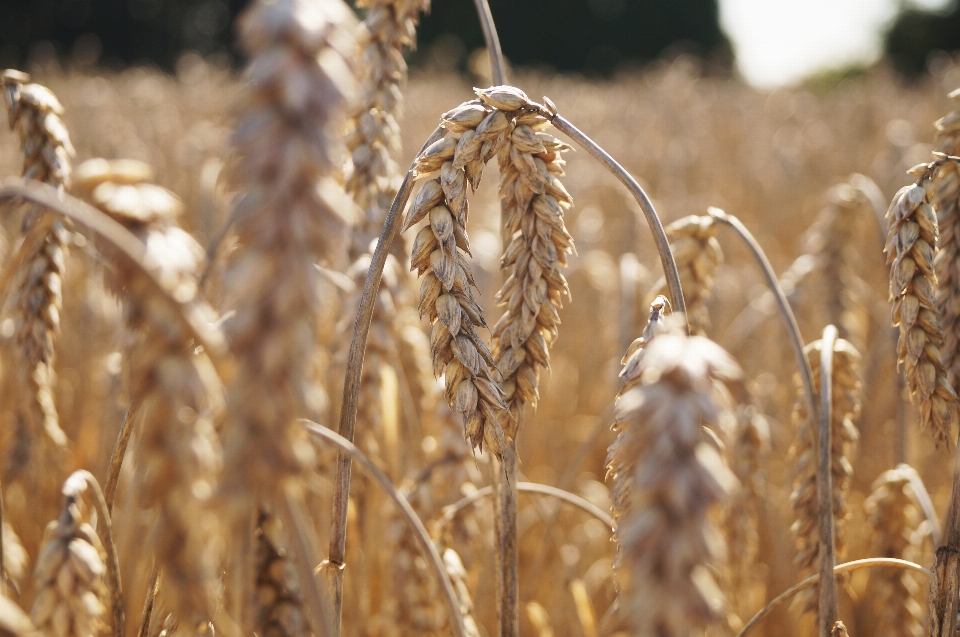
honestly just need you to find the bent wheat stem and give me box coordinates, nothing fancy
[304,420,468,637]
[737,558,930,637]
[471,0,506,85]
[708,207,818,434]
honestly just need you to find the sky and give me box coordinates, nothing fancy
[719,0,952,87]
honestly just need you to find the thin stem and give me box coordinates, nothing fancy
[435,482,612,531]
[136,568,160,637]
[0,181,228,362]
[708,208,818,437]
[928,425,960,635]
[471,0,506,85]
[103,402,140,514]
[0,476,5,597]
[548,115,688,330]
[305,420,468,637]
[817,325,839,636]
[64,471,125,637]
[737,558,929,637]
[326,126,445,631]
[495,445,519,637]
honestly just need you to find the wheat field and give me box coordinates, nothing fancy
[0,2,959,637]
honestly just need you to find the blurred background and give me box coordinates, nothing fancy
[1,0,960,86]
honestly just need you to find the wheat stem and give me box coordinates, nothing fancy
[305,421,468,637]
[471,0,506,85]
[103,402,139,514]
[817,325,839,636]
[63,471,124,637]
[493,447,519,637]
[136,568,160,637]
[708,207,818,435]
[737,558,930,637]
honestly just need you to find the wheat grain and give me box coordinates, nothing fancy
[652,214,721,335]
[491,104,575,436]
[886,166,959,445]
[30,486,107,637]
[72,159,225,631]
[863,464,928,637]
[789,336,861,615]
[934,90,960,393]
[0,70,73,493]
[606,316,740,637]
[345,0,430,255]
[219,0,356,516]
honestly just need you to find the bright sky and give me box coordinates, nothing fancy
[719,0,952,87]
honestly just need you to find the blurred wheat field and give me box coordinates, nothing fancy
[3,14,960,637]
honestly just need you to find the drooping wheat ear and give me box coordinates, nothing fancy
[934,89,960,392]
[606,316,741,637]
[220,0,356,513]
[0,69,73,481]
[31,484,107,637]
[723,404,770,624]
[652,214,721,335]
[789,337,861,614]
[403,91,540,456]
[345,0,430,256]
[72,159,225,630]
[863,464,929,637]
[254,511,309,637]
[804,183,872,348]
[886,166,959,446]
[491,103,575,436]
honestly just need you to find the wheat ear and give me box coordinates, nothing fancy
[789,335,861,616]
[886,164,959,445]
[934,90,960,391]
[253,510,310,637]
[864,464,928,637]
[652,214,721,335]
[31,478,108,637]
[492,103,575,434]
[220,0,356,509]
[73,159,225,631]
[606,316,740,636]
[346,0,429,255]
[0,70,73,484]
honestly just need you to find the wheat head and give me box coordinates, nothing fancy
[652,214,721,335]
[886,168,959,446]
[934,89,960,392]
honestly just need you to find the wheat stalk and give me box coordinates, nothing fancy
[864,464,928,637]
[345,0,429,255]
[652,214,721,335]
[606,316,740,636]
[72,159,225,632]
[934,90,960,392]
[885,164,959,446]
[0,70,73,497]
[789,334,861,618]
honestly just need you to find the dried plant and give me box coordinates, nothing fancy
[31,483,107,637]
[863,464,929,637]
[254,511,309,637]
[789,336,861,614]
[934,89,960,393]
[652,214,721,335]
[606,317,740,637]
[345,0,430,255]
[491,104,575,435]
[219,0,356,515]
[886,167,959,445]
[72,159,225,630]
[0,69,73,490]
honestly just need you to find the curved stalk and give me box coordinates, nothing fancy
[304,420,468,637]
[737,558,929,637]
[471,0,506,85]
[136,568,160,637]
[64,471,125,637]
[817,325,839,636]
[103,402,140,514]
[326,126,445,624]
[434,482,613,531]
[548,114,688,329]
[707,208,818,436]
[0,181,228,361]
